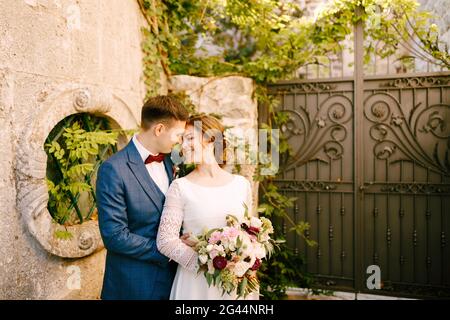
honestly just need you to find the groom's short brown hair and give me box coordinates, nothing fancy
[141,95,189,129]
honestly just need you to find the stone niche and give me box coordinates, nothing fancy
[15,85,137,258]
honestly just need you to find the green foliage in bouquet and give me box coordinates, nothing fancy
[45,113,135,228]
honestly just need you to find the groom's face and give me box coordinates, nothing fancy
[154,119,186,154]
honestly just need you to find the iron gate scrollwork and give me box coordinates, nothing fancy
[266,72,450,298]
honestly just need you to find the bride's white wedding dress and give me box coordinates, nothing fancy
[156,174,258,300]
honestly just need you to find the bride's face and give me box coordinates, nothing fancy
[181,124,211,164]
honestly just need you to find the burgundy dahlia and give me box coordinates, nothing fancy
[246,226,260,236]
[250,258,261,271]
[213,256,227,270]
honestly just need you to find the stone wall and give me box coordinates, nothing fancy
[0,0,157,299]
[169,75,259,215]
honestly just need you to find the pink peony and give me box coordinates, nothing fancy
[208,231,222,244]
[222,227,239,239]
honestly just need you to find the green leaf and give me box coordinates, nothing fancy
[238,276,248,298]
[54,230,73,240]
[66,163,94,178]
[205,228,220,239]
[65,181,92,194]
[206,273,213,287]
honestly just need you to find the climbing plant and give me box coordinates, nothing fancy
[138,0,448,92]
[137,0,449,299]
[45,113,134,228]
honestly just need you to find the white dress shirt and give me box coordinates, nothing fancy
[132,134,169,195]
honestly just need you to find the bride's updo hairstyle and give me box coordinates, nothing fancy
[187,113,228,166]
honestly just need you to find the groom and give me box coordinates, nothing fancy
[96,95,189,300]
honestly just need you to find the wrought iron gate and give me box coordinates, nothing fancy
[267,72,449,298]
[263,10,450,298]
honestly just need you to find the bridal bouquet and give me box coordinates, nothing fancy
[191,204,275,298]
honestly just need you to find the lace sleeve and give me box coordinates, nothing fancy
[157,180,199,272]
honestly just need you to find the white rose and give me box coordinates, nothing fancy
[234,261,251,277]
[250,217,263,228]
[207,260,215,274]
[260,233,270,242]
[214,244,225,255]
[253,244,266,259]
[240,235,253,256]
[199,254,209,265]
[209,249,219,259]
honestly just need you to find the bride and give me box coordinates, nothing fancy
[156,114,257,300]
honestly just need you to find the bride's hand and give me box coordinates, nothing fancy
[180,233,198,247]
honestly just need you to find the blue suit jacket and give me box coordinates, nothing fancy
[96,141,177,300]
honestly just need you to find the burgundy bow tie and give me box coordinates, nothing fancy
[145,153,166,165]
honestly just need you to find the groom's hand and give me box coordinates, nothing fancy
[180,233,197,247]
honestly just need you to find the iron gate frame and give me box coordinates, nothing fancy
[263,15,450,299]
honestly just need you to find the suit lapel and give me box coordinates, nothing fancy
[163,155,175,185]
[126,142,165,212]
